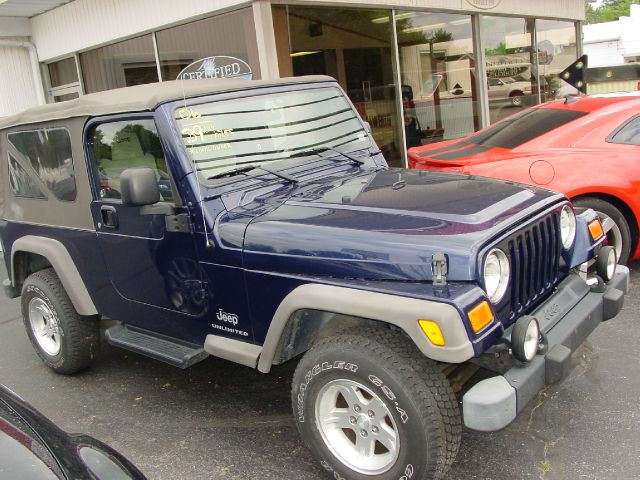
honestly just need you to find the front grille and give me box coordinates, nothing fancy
[500,211,562,322]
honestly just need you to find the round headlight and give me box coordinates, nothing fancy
[511,316,540,362]
[483,248,510,304]
[596,245,617,281]
[560,205,576,249]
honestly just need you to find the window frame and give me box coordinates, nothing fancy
[606,114,640,146]
[83,113,180,205]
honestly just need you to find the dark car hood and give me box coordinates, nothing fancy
[0,384,145,480]
[242,168,563,281]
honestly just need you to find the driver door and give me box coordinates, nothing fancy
[86,117,206,324]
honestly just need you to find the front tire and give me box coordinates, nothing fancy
[573,197,632,264]
[292,328,461,480]
[21,268,100,374]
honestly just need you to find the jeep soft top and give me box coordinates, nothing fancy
[0,76,628,480]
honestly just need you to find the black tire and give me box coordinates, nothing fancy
[509,91,524,106]
[21,268,100,374]
[292,328,461,480]
[572,197,632,265]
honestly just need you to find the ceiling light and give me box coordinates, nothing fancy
[371,12,415,24]
[402,22,446,34]
[290,51,321,57]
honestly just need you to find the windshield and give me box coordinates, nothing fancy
[174,86,371,181]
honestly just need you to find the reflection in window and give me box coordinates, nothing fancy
[482,16,535,124]
[90,120,172,202]
[397,12,478,147]
[536,19,578,99]
[155,9,261,81]
[7,154,46,199]
[80,35,158,94]
[8,129,76,201]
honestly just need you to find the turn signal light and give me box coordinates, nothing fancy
[468,301,494,333]
[418,320,445,346]
[588,219,604,240]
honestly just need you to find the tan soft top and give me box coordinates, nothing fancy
[0,76,335,130]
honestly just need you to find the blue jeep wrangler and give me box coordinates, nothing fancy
[0,76,628,480]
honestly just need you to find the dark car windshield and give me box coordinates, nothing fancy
[468,107,588,149]
[174,86,370,181]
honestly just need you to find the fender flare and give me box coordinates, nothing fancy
[257,283,475,373]
[11,236,98,316]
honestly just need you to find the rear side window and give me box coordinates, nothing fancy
[469,108,588,149]
[7,128,77,201]
[608,115,640,146]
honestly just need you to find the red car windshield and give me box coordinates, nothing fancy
[468,108,588,149]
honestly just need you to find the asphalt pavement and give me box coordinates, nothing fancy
[1,265,639,480]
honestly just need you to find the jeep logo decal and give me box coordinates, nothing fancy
[177,56,253,81]
[216,309,239,326]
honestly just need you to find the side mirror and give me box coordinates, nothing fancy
[120,167,160,206]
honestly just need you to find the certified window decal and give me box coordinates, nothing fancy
[177,56,253,81]
[465,0,502,9]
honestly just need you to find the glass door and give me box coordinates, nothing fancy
[396,11,479,148]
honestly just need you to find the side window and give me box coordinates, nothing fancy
[7,153,47,199]
[609,116,640,146]
[7,128,77,201]
[89,119,172,202]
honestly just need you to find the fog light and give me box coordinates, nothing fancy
[418,320,445,346]
[596,245,617,281]
[511,316,540,362]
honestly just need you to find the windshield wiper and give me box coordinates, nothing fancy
[290,146,365,165]
[207,165,257,180]
[207,164,298,183]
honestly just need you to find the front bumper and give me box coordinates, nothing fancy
[463,265,629,431]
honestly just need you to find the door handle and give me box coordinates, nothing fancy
[100,205,118,229]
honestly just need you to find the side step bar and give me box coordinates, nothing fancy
[105,324,209,369]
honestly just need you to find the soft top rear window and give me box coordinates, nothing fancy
[469,108,588,149]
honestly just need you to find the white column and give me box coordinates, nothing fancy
[252,0,279,80]
[471,14,490,128]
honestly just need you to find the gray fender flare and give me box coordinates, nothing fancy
[11,236,98,316]
[257,283,475,373]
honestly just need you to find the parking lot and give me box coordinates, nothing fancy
[0,265,639,480]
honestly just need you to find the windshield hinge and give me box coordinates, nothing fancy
[432,252,448,287]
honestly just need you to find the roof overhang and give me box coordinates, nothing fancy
[0,0,72,18]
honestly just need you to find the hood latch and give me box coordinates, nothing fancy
[432,252,448,286]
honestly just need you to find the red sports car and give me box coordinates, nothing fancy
[408,93,640,263]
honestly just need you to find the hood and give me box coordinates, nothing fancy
[241,168,562,281]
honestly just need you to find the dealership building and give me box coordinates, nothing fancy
[0,0,585,166]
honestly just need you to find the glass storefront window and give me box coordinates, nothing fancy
[481,16,535,124]
[155,9,261,81]
[80,34,158,94]
[273,6,403,167]
[535,20,578,100]
[48,57,78,88]
[396,11,478,149]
